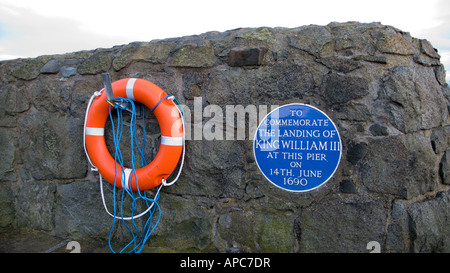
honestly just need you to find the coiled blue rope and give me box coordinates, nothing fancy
[106,97,161,253]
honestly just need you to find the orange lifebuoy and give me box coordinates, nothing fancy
[84,78,183,192]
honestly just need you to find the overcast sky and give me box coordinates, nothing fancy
[0,0,449,82]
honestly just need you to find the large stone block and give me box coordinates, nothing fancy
[380,66,448,133]
[320,72,369,105]
[0,186,14,228]
[12,57,49,81]
[408,192,450,252]
[215,210,295,252]
[15,180,56,231]
[147,193,215,252]
[19,112,86,180]
[228,47,266,67]
[77,50,112,75]
[298,198,387,252]
[358,133,437,199]
[0,128,17,182]
[173,140,245,198]
[169,42,217,68]
[431,125,450,154]
[54,181,111,239]
[440,151,450,185]
[288,25,332,56]
[113,41,177,71]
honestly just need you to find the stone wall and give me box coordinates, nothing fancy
[1,22,450,252]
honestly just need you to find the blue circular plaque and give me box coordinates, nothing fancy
[253,103,342,192]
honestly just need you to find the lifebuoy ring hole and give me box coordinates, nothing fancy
[104,101,161,169]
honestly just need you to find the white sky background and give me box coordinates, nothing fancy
[0,0,449,82]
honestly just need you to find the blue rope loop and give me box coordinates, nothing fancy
[105,96,161,253]
[150,94,172,112]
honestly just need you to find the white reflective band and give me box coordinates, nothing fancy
[85,127,104,136]
[126,78,137,101]
[161,136,184,146]
[122,168,132,191]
